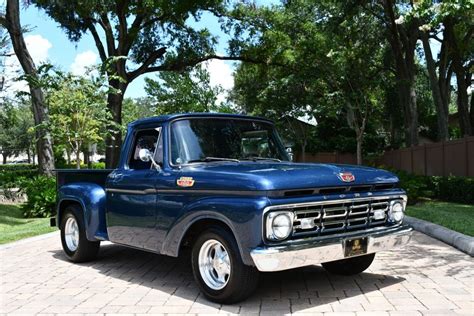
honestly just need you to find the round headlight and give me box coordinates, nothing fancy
[272,213,292,240]
[389,201,404,223]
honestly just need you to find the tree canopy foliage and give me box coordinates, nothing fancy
[145,65,231,114]
[0,0,472,167]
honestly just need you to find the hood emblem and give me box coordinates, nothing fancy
[338,172,355,182]
[177,176,195,187]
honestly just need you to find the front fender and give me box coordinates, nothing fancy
[161,196,269,266]
[56,183,108,241]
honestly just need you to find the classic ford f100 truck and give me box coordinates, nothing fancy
[53,113,412,303]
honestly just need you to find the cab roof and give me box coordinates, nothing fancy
[128,113,274,129]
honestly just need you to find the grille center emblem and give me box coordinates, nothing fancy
[338,172,355,182]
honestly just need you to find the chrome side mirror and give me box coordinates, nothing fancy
[138,148,152,162]
[286,147,294,162]
[138,148,161,171]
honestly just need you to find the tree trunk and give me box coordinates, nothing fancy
[75,150,81,169]
[66,149,71,165]
[105,81,126,168]
[301,141,306,163]
[455,69,471,136]
[2,153,7,164]
[438,27,452,135]
[470,89,474,130]
[445,19,472,136]
[356,135,363,165]
[83,147,91,169]
[420,32,449,141]
[407,82,419,146]
[383,0,419,147]
[27,150,30,164]
[4,0,55,176]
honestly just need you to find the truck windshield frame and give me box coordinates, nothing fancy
[169,117,289,166]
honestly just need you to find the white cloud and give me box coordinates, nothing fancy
[203,59,235,104]
[25,35,52,64]
[70,50,98,76]
[1,35,52,97]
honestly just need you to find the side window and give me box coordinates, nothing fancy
[128,128,160,170]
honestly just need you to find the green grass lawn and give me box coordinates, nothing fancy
[0,203,56,244]
[406,201,474,237]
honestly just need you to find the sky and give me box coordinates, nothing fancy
[3,3,238,99]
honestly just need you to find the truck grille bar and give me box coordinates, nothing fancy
[288,197,394,238]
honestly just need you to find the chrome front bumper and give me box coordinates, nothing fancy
[250,225,413,272]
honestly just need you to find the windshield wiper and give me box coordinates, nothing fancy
[241,157,282,162]
[186,157,240,163]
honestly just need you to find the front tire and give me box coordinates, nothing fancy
[60,205,100,262]
[322,253,375,275]
[191,226,259,304]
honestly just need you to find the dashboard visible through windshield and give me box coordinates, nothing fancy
[170,118,289,165]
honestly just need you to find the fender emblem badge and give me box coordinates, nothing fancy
[177,176,195,187]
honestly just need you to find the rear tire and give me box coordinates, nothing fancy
[322,253,375,275]
[191,226,259,304]
[60,204,100,262]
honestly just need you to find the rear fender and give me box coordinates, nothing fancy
[56,183,108,241]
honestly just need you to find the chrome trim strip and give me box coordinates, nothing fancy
[251,224,413,272]
[156,189,265,196]
[106,188,156,195]
[106,188,266,196]
[264,195,405,212]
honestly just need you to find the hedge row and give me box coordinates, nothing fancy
[0,164,39,187]
[0,162,105,187]
[393,170,474,205]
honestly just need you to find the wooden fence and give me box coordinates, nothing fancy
[295,152,357,164]
[294,136,474,178]
[378,136,474,177]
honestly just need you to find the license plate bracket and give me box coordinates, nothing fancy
[344,237,368,257]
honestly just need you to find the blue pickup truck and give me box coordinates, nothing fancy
[53,113,412,303]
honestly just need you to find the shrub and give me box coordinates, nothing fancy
[20,176,56,218]
[0,164,38,188]
[429,176,474,204]
[91,162,106,169]
[388,168,474,205]
[393,170,433,204]
[54,161,106,170]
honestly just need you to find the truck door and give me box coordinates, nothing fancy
[106,127,161,250]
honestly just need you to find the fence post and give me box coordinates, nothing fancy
[442,141,445,177]
[465,136,469,177]
[423,144,427,176]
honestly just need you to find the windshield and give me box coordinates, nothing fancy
[170,118,289,165]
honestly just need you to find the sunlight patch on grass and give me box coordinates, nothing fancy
[406,201,474,237]
[0,203,56,244]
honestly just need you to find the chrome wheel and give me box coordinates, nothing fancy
[198,239,231,290]
[64,217,79,252]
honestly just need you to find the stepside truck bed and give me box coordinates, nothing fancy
[56,169,113,189]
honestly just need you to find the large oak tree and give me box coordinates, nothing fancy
[1,0,55,175]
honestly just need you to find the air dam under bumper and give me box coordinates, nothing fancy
[250,225,413,272]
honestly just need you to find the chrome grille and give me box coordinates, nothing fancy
[290,197,393,238]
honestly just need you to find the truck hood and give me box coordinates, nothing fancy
[176,162,398,192]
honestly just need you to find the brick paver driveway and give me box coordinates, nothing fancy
[1,231,472,315]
